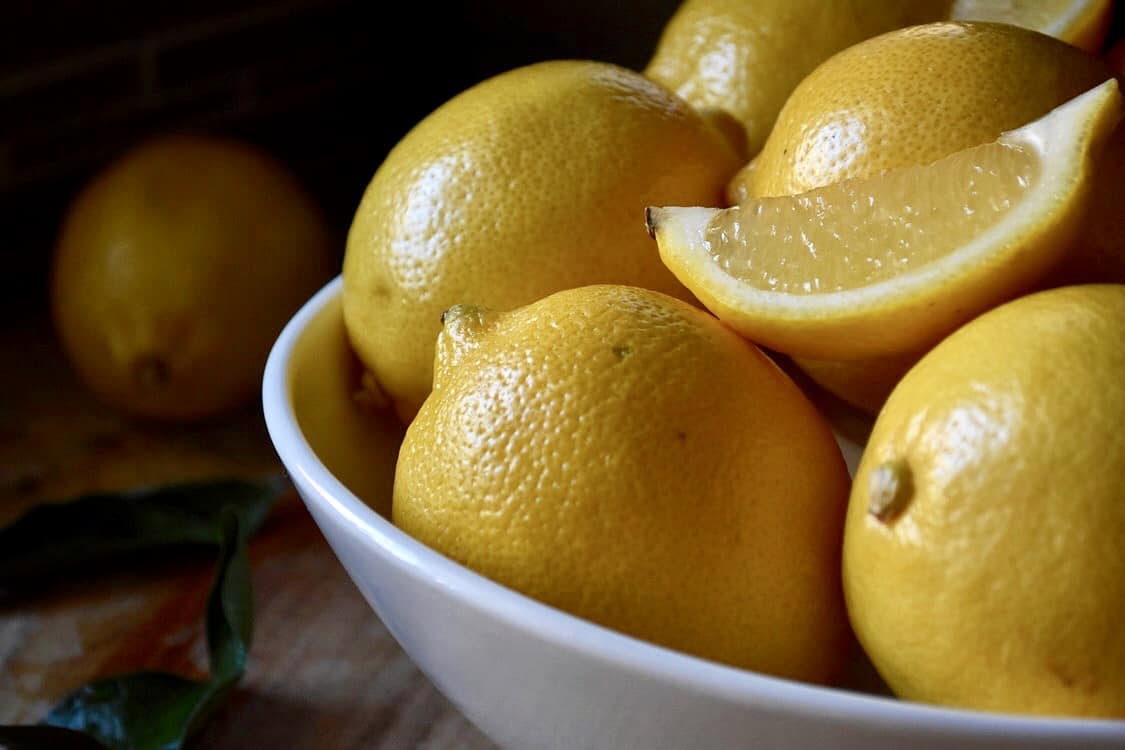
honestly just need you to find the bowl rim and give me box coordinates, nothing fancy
[263,276,1125,741]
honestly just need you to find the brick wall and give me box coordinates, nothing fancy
[1,0,681,302]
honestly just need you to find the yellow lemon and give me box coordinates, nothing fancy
[644,0,932,158]
[648,80,1121,360]
[342,60,740,423]
[724,21,1119,414]
[51,134,336,422]
[394,285,851,682]
[843,284,1125,718]
[792,351,921,417]
[731,22,1113,201]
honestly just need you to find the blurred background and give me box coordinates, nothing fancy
[1,0,686,306]
[5,1,1124,306]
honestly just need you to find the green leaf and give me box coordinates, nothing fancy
[0,476,285,589]
[41,513,249,750]
[0,477,285,750]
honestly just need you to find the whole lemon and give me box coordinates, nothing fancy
[732,22,1112,200]
[51,134,336,421]
[342,60,740,422]
[844,284,1125,718]
[644,0,932,158]
[394,284,852,682]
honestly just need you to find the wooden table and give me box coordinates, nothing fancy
[0,308,496,748]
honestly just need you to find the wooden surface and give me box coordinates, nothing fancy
[0,308,495,748]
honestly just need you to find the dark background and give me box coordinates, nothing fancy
[0,0,683,305]
[3,1,1123,306]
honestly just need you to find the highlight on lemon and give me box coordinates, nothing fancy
[342,60,740,424]
[647,79,1122,361]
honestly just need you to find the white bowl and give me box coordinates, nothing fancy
[263,277,1125,750]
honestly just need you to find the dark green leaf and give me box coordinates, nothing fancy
[41,513,251,750]
[42,673,210,750]
[0,476,285,588]
[0,478,282,750]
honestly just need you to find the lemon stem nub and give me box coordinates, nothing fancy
[441,303,486,328]
[869,459,914,522]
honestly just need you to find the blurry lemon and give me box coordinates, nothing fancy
[52,134,336,421]
[844,284,1125,718]
[649,80,1121,360]
[343,60,740,422]
[644,0,932,158]
[394,285,851,681]
[949,0,1112,52]
[731,22,1113,201]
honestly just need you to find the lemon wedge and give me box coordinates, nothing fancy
[648,79,1121,360]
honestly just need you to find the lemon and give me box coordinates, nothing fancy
[949,0,1113,52]
[393,285,851,681]
[342,60,740,423]
[793,352,920,417]
[51,134,336,422]
[648,79,1121,361]
[730,22,1113,201]
[644,0,933,158]
[723,21,1119,414]
[843,284,1125,718]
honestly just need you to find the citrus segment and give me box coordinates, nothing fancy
[648,80,1121,360]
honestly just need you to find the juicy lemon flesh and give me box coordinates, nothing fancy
[704,143,1037,294]
[650,79,1121,360]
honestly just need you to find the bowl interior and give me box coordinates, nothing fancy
[285,289,404,518]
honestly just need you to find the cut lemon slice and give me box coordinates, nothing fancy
[648,79,1121,360]
[950,0,1112,53]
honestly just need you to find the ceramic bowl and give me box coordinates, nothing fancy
[263,277,1125,750]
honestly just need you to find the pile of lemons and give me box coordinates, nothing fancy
[347,1,1125,719]
[52,0,1125,720]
